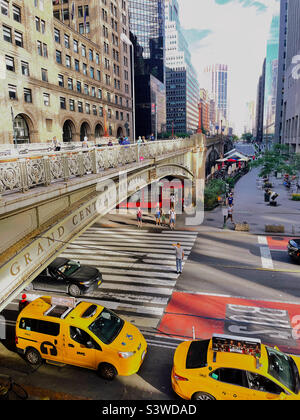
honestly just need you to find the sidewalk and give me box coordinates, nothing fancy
[203,168,300,236]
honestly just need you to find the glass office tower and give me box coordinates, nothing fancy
[129,0,166,137]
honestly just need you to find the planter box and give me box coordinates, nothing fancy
[265,225,285,233]
[235,222,249,232]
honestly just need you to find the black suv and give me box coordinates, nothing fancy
[26,258,102,297]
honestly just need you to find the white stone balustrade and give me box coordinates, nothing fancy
[0,138,194,196]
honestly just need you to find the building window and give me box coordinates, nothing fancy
[84,84,89,95]
[73,39,78,53]
[65,55,71,68]
[78,101,83,113]
[5,55,15,72]
[68,78,73,90]
[64,34,70,49]
[35,16,40,32]
[13,5,21,22]
[99,107,103,117]
[41,20,45,34]
[3,25,12,43]
[37,41,42,56]
[90,67,94,79]
[21,61,29,76]
[69,99,75,111]
[85,103,90,114]
[8,84,17,100]
[75,59,79,72]
[54,28,60,43]
[60,97,66,109]
[92,105,97,116]
[98,89,102,99]
[43,43,48,57]
[43,93,50,106]
[24,88,32,103]
[41,68,48,82]
[1,0,8,16]
[83,63,87,75]
[58,74,64,87]
[81,44,86,57]
[56,50,62,64]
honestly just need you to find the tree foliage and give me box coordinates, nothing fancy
[251,144,300,177]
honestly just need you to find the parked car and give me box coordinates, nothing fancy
[287,239,300,263]
[26,258,102,297]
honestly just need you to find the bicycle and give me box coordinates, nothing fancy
[0,374,28,400]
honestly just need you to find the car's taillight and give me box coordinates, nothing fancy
[15,336,18,345]
[173,372,188,381]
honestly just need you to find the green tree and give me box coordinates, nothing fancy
[251,144,300,177]
[241,132,253,143]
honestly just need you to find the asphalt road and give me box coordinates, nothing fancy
[1,211,300,400]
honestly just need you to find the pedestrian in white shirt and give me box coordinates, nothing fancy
[169,208,176,230]
[172,243,184,274]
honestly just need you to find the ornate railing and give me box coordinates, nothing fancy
[0,138,194,196]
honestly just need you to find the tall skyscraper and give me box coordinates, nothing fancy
[263,13,280,147]
[275,0,289,144]
[255,59,266,143]
[128,0,166,137]
[204,64,229,129]
[276,0,300,152]
[165,0,200,134]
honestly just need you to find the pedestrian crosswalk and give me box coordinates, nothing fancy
[60,227,198,328]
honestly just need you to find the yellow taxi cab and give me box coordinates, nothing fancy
[171,334,300,400]
[15,296,147,380]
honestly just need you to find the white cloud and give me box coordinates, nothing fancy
[177,0,279,134]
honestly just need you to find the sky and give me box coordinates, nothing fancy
[176,0,280,135]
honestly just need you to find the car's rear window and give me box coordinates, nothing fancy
[186,340,210,369]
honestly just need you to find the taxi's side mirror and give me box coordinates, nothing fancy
[279,392,287,400]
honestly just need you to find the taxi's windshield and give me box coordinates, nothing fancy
[88,308,124,345]
[267,347,300,394]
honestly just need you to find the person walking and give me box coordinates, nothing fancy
[172,243,184,274]
[136,206,142,228]
[169,208,176,230]
[227,192,234,206]
[227,204,234,224]
[222,205,228,228]
[155,206,161,226]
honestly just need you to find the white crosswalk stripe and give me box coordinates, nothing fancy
[60,226,198,327]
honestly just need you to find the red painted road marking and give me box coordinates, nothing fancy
[158,292,300,355]
[267,236,300,251]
